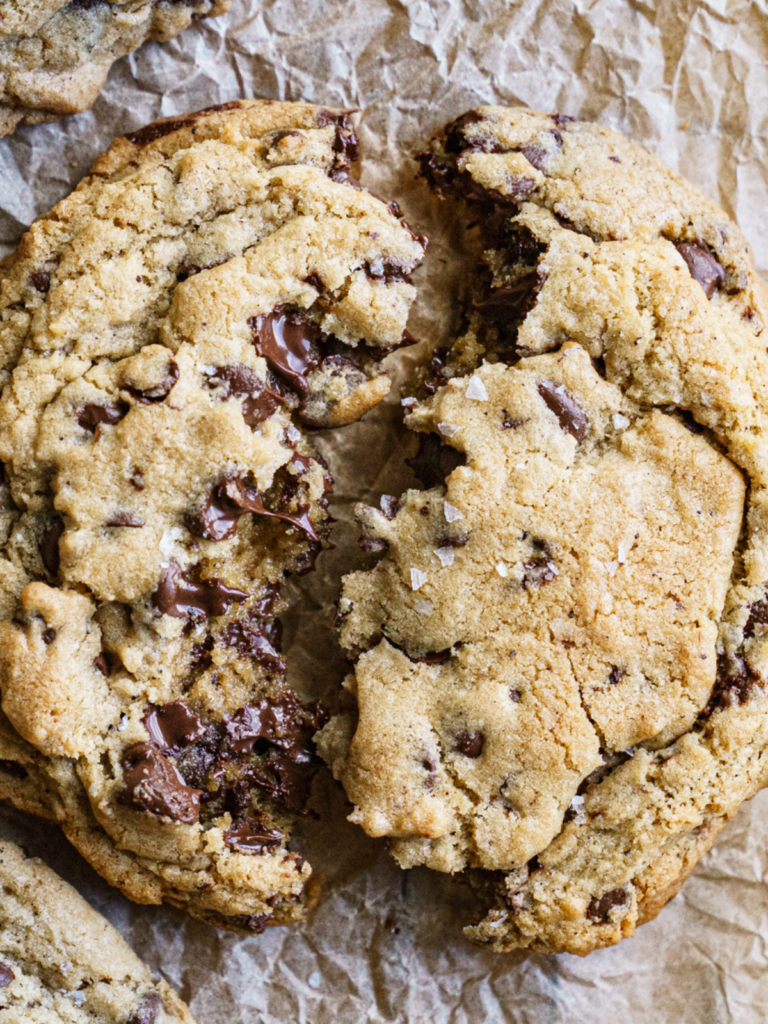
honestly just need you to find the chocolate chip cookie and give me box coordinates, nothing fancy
[0,839,193,1022]
[0,0,231,137]
[318,106,768,955]
[0,100,425,932]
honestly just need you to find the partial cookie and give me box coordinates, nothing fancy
[0,0,231,137]
[0,100,425,932]
[0,838,194,1023]
[318,106,768,955]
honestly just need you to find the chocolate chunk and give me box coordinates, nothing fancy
[552,113,576,126]
[608,666,624,686]
[587,887,629,923]
[250,308,321,394]
[316,109,360,166]
[144,701,206,752]
[153,561,248,619]
[537,381,589,441]
[77,401,129,432]
[127,993,164,1024]
[406,433,466,489]
[0,964,14,988]
[0,760,27,780]
[522,539,558,589]
[675,242,726,299]
[521,130,563,171]
[224,817,284,854]
[186,475,320,543]
[120,742,202,824]
[93,652,112,676]
[474,273,541,326]
[30,270,50,293]
[125,117,195,145]
[453,730,484,757]
[700,651,762,717]
[241,914,269,934]
[364,258,417,284]
[224,693,311,756]
[444,111,508,155]
[221,618,286,672]
[123,361,179,404]
[745,598,768,638]
[509,688,522,702]
[39,516,64,576]
[106,512,144,527]
[502,410,525,429]
[129,468,145,491]
[271,128,303,146]
[41,628,56,645]
[304,272,326,293]
[577,749,632,794]
[205,364,284,427]
[380,495,401,519]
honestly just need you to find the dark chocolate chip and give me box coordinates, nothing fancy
[30,271,50,293]
[125,117,195,145]
[316,109,360,166]
[127,992,165,1024]
[106,512,144,527]
[552,113,576,126]
[205,364,284,427]
[144,701,206,753]
[224,694,311,756]
[474,273,541,326]
[153,561,248,619]
[522,539,558,589]
[521,130,563,171]
[249,308,321,394]
[186,475,319,543]
[241,914,270,934]
[129,469,145,491]
[120,742,202,824]
[453,730,484,757]
[77,401,129,432]
[745,598,768,639]
[224,817,284,854]
[0,760,28,780]
[406,433,466,489]
[509,688,522,702]
[41,628,56,645]
[304,272,326,293]
[537,381,589,441]
[0,964,14,988]
[608,666,624,686]
[502,410,525,429]
[675,242,726,300]
[700,651,762,718]
[364,257,417,284]
[39,516,64,576]
[221,617,286,672]
[577,749,632,794]
[587,887,629,923]
[93,652,112,676]
[123,361,179,404]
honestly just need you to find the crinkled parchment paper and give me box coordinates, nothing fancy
[3,1,768,1021]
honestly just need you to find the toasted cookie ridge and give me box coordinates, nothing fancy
[318,106,768,955]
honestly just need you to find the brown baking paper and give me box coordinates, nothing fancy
[3,1,768,1021]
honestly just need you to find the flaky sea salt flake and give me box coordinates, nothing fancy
[438,421,459,437]
[415,599,434,615]
[410,567,428,591]
[612,413,630,430]
[496,562,508,577]
[465,375,488,401]
[435,545,454,567]
[444,501,464,523]
[605,560,618,576]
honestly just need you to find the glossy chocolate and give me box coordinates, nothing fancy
[153,561,248,619]
[537,381,589,441]
[205,364,284,427]
[123,361,179,404]
[186,475,320,543]
[77,401,129,432]
[120,742,202,824]
[39,516,64,576]
[224,817,284,854]
[453,729,484,757]
[250,308,321,394]
[144,701,206,752]
[675,241,726,299]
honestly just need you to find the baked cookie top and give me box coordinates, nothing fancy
[0,1,232,137]
[318,106,768,955]
[0,838,194,1023]
[0,100,425,932]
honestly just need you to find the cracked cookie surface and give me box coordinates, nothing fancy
[0,838,194,1023]
[0,0,231,137]
[318,106,768,955]
[0,99,424,932]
